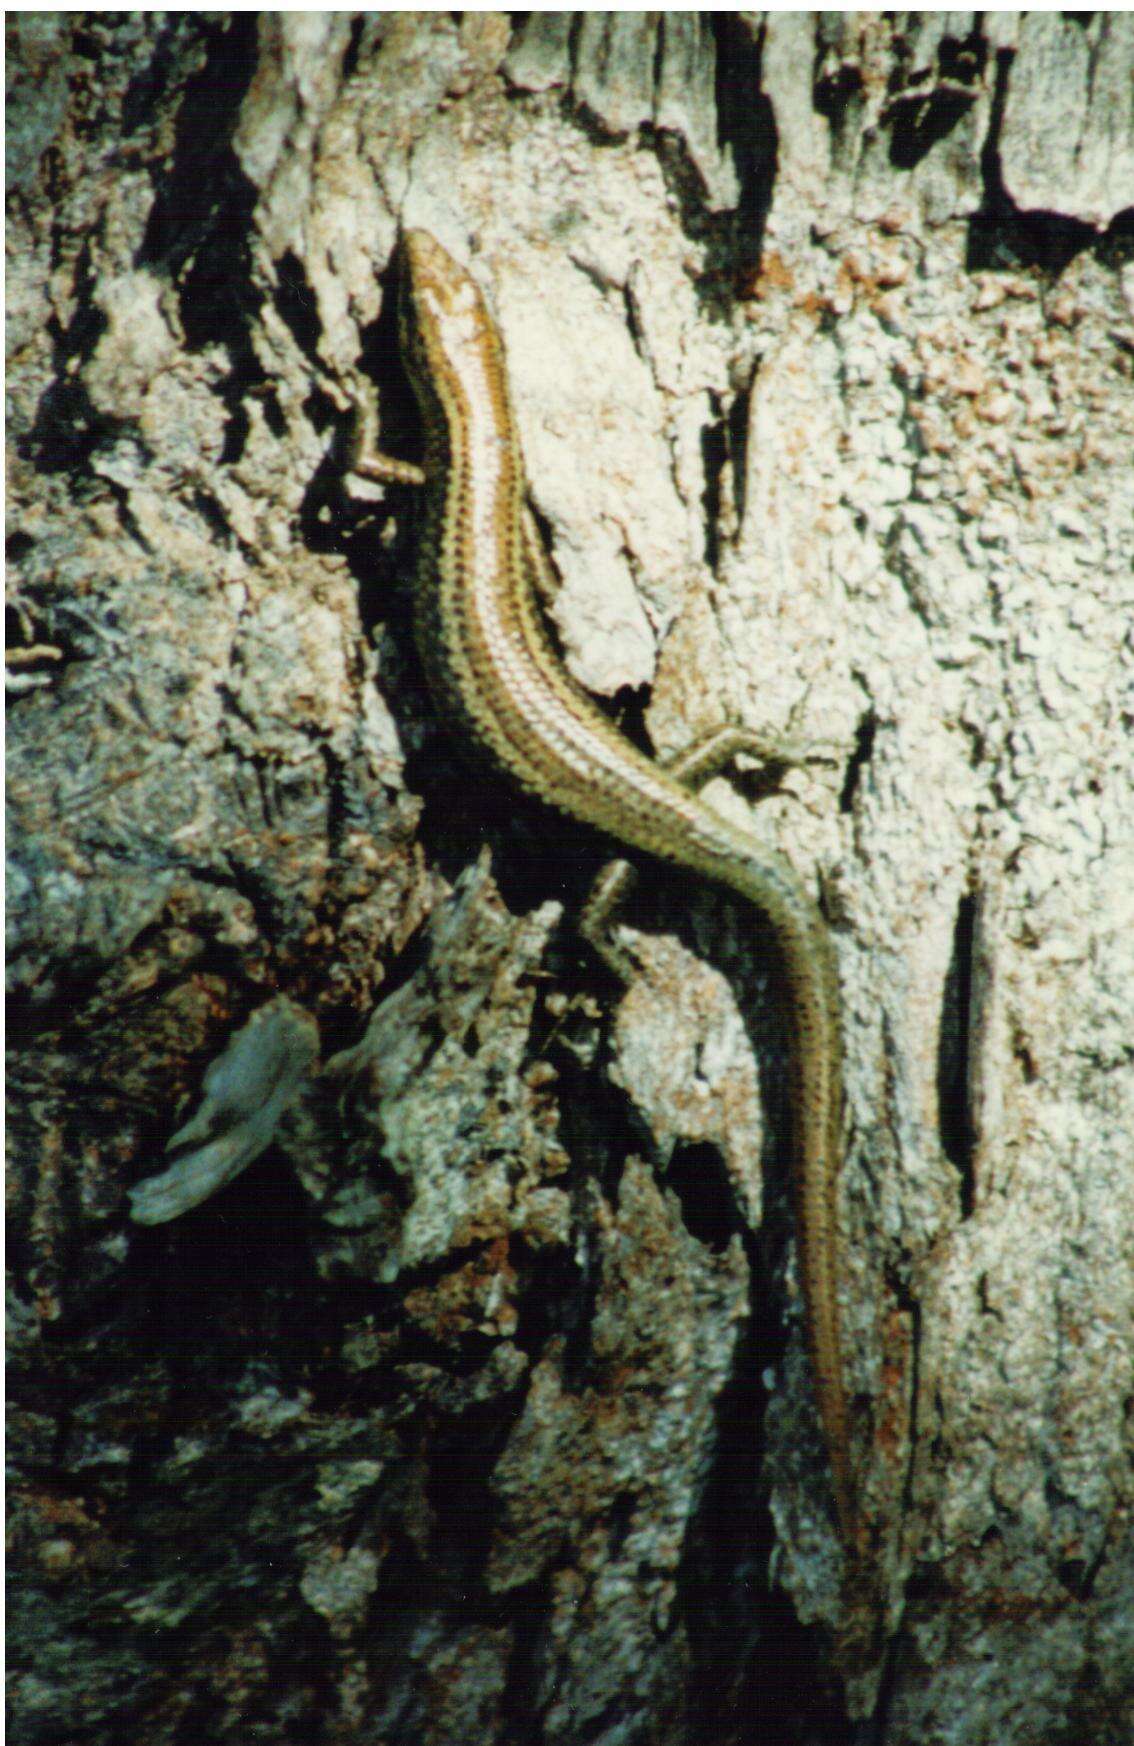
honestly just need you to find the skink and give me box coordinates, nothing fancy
[356,228,853,1548]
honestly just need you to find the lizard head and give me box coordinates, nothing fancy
[398,229,492,384]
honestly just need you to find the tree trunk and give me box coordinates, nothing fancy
[8,13,1133,1744]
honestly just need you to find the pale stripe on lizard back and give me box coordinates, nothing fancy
[390,228,853,1547]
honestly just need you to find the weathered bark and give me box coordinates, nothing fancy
[7,13,1133,1744]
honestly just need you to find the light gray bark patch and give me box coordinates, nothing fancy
[655,14,740,210]
[503,11,574,92]
[1000,14,1134,228]
[572,13,657,138]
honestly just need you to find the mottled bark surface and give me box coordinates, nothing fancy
[7,13,1133,1744]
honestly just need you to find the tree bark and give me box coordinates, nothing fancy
[7,13,1133,1744]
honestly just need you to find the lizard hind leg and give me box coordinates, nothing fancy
[578,723,817,977]
[577,723,811,977]
[664,722,834,788]
[579,858,640,982]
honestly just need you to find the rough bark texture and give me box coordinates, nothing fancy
[7,13,1133,1745]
